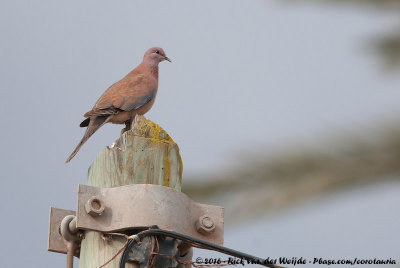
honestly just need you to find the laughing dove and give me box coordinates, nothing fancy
[66,47,171,163]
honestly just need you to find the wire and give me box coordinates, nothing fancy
[99,233,130,268]
[119,227,284,268]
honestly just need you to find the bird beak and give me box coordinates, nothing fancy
[164,56,172,62]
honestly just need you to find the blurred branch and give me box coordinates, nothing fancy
[183,123,400,222]
[374,30,400,69]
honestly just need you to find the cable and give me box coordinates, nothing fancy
[119,227,284,268]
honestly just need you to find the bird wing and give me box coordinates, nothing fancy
[84,71,155,117]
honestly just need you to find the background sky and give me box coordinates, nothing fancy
[1,0,400,267]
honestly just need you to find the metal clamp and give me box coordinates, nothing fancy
[48,208,80,257]
[48,184,224,256]
[76,184,224,244]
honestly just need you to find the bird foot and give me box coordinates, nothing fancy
[121,120,133,135]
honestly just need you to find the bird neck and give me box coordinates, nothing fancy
[142,61,159,78]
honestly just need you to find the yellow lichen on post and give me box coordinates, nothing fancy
[79,115,184,268]
[163,156,170,186]
[129,115,174,144]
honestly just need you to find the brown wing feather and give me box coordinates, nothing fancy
[83,70,155,118]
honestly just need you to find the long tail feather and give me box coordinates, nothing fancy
[65,116,108,163]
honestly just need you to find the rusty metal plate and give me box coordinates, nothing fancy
[76,184,224,245]
[48,207,77,255]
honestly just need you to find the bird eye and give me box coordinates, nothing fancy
[155,50,160,54]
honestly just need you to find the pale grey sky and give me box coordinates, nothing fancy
[1,0,399,266]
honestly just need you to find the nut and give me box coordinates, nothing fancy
[85,196,105,217]
[195,215,215,235]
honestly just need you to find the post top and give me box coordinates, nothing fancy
[129,115,175,144]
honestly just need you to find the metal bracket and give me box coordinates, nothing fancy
[48,207,80,257]
[48,184,224,255]
[77,184,224,244]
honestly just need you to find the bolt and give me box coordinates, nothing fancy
[195,215,215,235]
[85,196,105,217]
[202,217,214,228]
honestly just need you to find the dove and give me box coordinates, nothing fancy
[66,47,171,163]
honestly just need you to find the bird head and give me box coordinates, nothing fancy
[143,47,171,65]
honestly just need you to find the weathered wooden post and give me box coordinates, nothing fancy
[48,115,224,268]
[79,115,183,267]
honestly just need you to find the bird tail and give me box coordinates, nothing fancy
[65,116,109,163]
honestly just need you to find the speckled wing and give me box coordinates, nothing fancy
[84,71,155,118]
